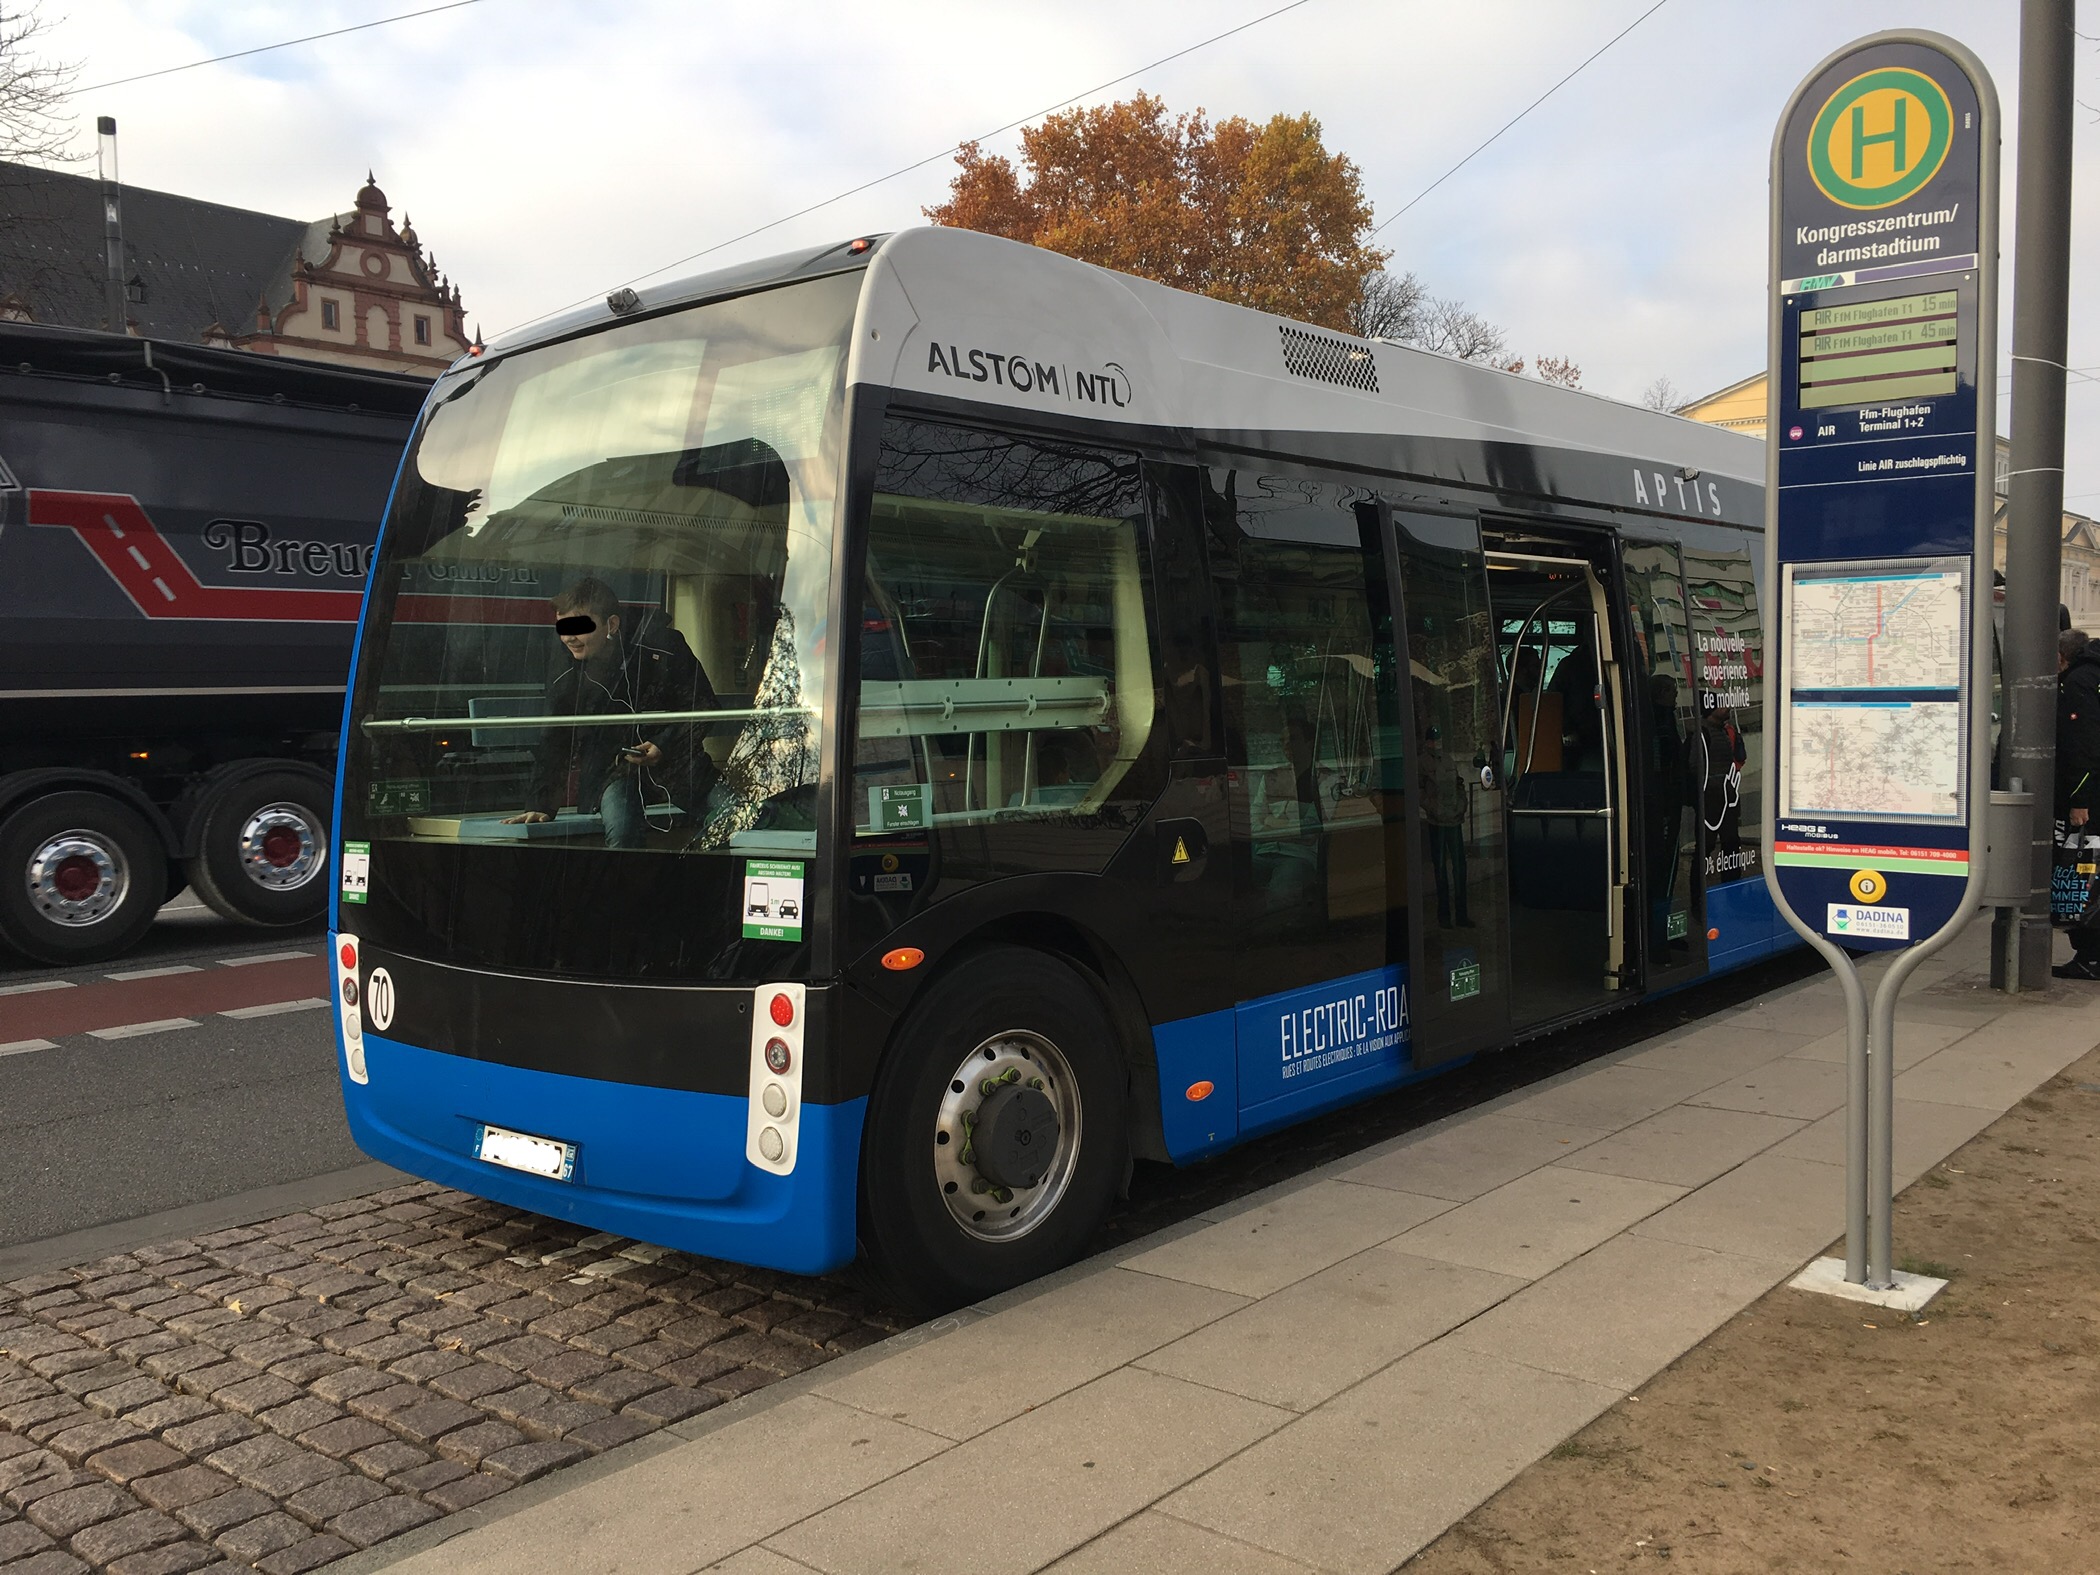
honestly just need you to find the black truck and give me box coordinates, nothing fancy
[0,323,426,964]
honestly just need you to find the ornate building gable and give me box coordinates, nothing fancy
[209,174,468,375]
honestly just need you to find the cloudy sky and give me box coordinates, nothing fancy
[36,0,2100,503]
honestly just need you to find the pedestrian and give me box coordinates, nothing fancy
[2053,628,2100,979]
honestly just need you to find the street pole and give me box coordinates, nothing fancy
[1997,0,2076,992]
[95,117,125,336]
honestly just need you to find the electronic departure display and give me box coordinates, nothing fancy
[1797,290,1959,409]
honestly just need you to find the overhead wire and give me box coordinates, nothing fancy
[67,0,495,97]
[1370,0,1672,236]
[491,0,1318,339]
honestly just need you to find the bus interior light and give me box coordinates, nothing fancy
[881,947,924,971]
[769,993,794,1027]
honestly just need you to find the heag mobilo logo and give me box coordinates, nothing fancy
[1807,67,1953,210]
[923,341,1133,410]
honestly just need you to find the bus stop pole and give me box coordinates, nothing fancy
[1838,963,1869,1284]
[1998,0,2076,992]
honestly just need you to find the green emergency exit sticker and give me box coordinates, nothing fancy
[1668,909,1689,941]
[341,842,371,905]
[742,860,805,941]
[1449,962,1481,1001]
[870,783,932,832]
[367,779,431,816]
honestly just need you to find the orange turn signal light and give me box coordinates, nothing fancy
[1185,1080,1214,1102]
[881,947,925,971]
[1707,928,1721,941]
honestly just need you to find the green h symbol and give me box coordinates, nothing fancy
[1850,96,1907,180]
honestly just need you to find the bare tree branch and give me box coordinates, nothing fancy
[1641,374,1684,412]
[1348,269,1426,341]
[0,3,81,165]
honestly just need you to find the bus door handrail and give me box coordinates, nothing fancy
[1496,580,1584,779]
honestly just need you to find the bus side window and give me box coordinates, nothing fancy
[1208,465,1405,988]
[852,418,1160,832]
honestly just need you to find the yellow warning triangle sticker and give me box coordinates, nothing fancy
[1171,837,1190,865]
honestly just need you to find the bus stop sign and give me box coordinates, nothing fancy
[1763,31,1998,1294]
[1765,31,1999,958]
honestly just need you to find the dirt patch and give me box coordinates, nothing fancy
[1405,1043,2100,1573]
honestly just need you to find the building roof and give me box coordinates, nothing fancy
[1680,370,1767,411]
[0,160,320,339]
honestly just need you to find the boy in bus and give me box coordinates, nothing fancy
[502,577,719,848]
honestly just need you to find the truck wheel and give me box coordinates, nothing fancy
[0,792,169,965]
[185,772,332,927]
[859,947,1128,1315]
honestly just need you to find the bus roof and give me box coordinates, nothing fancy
[480,226,1765,528]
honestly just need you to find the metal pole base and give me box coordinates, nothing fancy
[2016,909,2055,991]
[1991,906,2021,993]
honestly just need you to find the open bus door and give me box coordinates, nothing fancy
[1485,531,1635,1031]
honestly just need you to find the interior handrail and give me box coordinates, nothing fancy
[362,705,810,735]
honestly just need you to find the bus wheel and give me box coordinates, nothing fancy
[186,772,331,927]
[860,947,1128,1314]
[0,792,168,965]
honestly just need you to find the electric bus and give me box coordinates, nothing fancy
[331,227,1786,1309]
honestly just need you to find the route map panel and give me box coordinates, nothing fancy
[1786,568,1964,691]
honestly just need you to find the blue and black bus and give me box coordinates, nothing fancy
[331,227,1787,1309]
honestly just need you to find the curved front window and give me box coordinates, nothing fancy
[341,272,857,980]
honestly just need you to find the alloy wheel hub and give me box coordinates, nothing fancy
[932,1030,1082,1243]
[238,804,324,891]
[27,832,128,927]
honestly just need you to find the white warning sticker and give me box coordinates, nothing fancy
[340,842,371,906]
[743,860,805,941]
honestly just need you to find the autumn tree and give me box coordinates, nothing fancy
[1533,354,1582,389]
[926,93,1387,334]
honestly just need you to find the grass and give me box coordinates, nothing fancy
[1898,1255,1958,1280]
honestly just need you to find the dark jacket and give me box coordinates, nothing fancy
[2059,648,2100,815]
[531,611,719,821]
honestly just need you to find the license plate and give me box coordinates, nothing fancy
[474,1123,576,1181]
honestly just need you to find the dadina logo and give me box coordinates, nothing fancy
[1807,67,1953,209]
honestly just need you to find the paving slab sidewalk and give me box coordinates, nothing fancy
[357,930,2100,1575]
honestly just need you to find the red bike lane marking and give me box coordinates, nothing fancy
[0,958,329,1041]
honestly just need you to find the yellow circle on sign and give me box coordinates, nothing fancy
[1807,68,1954,210]
[1850,869,1887,903]
[880,852,900,873]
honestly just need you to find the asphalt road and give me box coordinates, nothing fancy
[0,896,357,1248]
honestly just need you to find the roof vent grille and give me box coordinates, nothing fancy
[1278,324,1379,392]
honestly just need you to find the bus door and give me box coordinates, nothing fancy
[1618,539,1708,990]
[1205,465,1411,1136]
[1485,533,1635,1029]
[1390,508,1512,1067]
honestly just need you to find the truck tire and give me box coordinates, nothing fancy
[0,791,169,965]
[185,771,333,927]
[859,947,1128,1315]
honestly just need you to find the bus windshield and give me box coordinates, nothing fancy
[341,271,857,980]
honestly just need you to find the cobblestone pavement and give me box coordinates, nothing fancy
[0,1184,905,1575]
